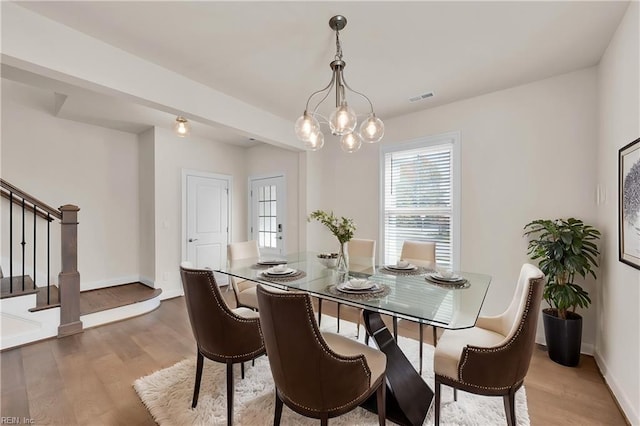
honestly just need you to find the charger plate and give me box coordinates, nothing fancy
[260,270,306,282]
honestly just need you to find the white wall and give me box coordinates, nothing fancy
[596,2,640,423]
[1,79,141,289]
[305,138,382,255]
[309,68,600,348]
[151,126,248,299]
[246,144,302,253]
[138,128,155,285]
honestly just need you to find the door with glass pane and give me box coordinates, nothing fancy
[250,176,286,257]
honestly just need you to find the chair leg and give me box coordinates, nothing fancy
[320,414,328,426]
[337,302,341,333]
[432,326,438,346]
[241,362,245,379]
[434,376,441,426]
[453,388,457,401]
[274,391,284,426]
[419,323,424,375]
[356,309,362,339]
[226,362,234,426]
[376,379,386,426]
[503,387,517,426]
[393,316,398,341]
[192,351,204,408]
[318,298,323,327]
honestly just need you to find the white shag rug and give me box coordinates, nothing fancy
[134,316,529,425]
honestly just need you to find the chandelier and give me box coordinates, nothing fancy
[174,116,191,137]
[294,15,384,153]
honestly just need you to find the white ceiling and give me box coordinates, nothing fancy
[6,1,630,143]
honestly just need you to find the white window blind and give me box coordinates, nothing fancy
[383,142,454,268]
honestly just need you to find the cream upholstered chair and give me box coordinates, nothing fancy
[227,240,260,310]
[179,263,265,425]
[256,285,386,426]
[348,238,377,273]
[334,238,376,336]
[433,263,544,426]
[399,240,437,375]
[400,240,436,270]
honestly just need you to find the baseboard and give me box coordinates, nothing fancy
[159,288,184,300]
[81,296,161,329]
[594,351,638,425]
[139,276,155,288]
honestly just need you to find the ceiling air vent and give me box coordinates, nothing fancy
[409,92,434,103]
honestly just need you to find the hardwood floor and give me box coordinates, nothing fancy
[0,288,628,425]
[79,283,162,315]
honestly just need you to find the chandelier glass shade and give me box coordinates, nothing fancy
[174,116,191,137]
[295,15,384,153]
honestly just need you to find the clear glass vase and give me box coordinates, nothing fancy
[336,241,349,276]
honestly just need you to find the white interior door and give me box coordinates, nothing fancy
[250,175,285,257]
[186,173,229,285]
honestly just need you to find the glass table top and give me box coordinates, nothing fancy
[216,252,491,330]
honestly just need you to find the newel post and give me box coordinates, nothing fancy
[58,204,83,337]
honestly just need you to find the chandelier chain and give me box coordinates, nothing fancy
[335,30,343,60]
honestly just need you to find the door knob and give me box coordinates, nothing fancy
[188,238,199,242]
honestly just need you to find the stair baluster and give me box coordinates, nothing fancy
[1,179,82,337]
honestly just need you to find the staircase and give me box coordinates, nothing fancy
[1,179,162,350]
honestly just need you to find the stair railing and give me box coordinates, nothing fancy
[0,178,82,337]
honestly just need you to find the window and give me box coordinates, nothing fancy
[381,132,460,268]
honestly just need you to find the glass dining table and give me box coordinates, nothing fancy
[216,252,491,426]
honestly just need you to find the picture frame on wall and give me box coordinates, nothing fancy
[619,137,640,270]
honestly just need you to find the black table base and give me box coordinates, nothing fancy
[362,311,433,426]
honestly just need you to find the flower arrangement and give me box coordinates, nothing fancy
[307,210,356,243]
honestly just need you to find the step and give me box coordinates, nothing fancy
[79,282,162,315]
[79,282,163,330]
[29,285,61,312]
[0,276,38,299]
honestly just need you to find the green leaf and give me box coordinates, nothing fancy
[523,217,600,312]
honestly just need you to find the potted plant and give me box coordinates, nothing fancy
[523,218,601,366]
[308,210,355,274]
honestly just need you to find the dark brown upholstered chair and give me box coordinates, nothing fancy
[256,285,387,426]
[180,263,265,425]
[433,263,544,426]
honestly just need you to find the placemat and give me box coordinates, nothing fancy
[379,266,432,276]
[327,284,391,300]
[259,270,306,282]
[425,276,470,289]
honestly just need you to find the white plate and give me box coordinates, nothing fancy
[385,264,418,271]
[344,279,375,290]
[425,276,468,286]
[264,267,296,276]
[336,282,381,293]
[257,260,287,266]
[429,273,464,282]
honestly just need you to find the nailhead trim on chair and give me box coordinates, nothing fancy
[185,268,264,360]
[455,277,542,391]
[261,290,375,414]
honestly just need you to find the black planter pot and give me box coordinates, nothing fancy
[542,308,582,367]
